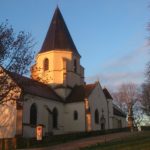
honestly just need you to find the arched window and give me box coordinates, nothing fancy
[95,109,99,124]
[43,58,49,71]
[30,103,37,125]
[74,111,78,120]
[52,107,58,128]
[74,59,77,73]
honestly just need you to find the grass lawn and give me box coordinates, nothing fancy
[81,131,150,150]
[17,128,130,149]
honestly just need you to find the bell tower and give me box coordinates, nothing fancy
[31,7,84,99]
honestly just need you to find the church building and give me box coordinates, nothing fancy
[0,7,127,138]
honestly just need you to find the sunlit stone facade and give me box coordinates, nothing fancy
[31,50,84,99]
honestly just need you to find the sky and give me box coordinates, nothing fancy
[0,0,150,90]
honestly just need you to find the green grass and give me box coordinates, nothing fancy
[81,132,150,150]
[17,128,130,149]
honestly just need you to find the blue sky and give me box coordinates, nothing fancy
[0,0,150,89]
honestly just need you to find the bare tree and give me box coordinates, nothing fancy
[145,18,150,83]
[141,83,150,115]
[132,101,145,127]
[112,83,140,129]
[0,21,35,104]
[0,21,35,74]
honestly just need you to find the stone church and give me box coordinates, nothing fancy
[0,7,127,138]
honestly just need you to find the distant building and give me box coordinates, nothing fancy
[0,7,127,138]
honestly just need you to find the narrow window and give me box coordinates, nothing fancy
[95,109,99,124]
[74,111,78,120]
[52,107,58,128]
[30,103,37,125]
[43,58,49,71]
[74,59,77,73]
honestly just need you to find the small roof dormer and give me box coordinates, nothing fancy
[39,7,80,57]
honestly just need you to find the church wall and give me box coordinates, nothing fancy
[0,100,17,138]
[88,83,109,131]
[67,54,84,86]
[80,65,84,83]
[107,99,113,129]
[22,94,64,137]
[112,115,127,129]
[54,88,72,100]
[0,68,22,138]
[32,51,68,84]
[67,71,83,87]
[63,102,86,133]
[32,51,84,88]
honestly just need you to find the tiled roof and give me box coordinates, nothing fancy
[103,88,113,100]
[66,83,96,103]
[6,71,63,102]
[39,7,80,57]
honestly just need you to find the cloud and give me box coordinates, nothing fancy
[103,41,149,70]
[85,41,149,90]
[86,71,144,91]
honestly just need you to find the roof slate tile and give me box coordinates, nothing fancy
[39,7,80,57]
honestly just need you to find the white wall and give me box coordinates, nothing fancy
[88,83,109,131]
[63,102,85,133]
[23,94,87,137]
[23,94,64,137]
[0,101,17,138]
[113,115,127,129]
[0,68,21,138]
[32,51,84,88]
[108,99,113,129]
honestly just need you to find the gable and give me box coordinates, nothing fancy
[66,83,97,103]
[87,82,107,102]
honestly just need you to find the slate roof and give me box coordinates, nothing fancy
[39,7,80,57]
[66,83,97,103]
[103,88,113,100]
[3,67,97,103]
[6,71,62,102]
[113,105,126,118]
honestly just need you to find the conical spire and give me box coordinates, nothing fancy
[39,7,80,56]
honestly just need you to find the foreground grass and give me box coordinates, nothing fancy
[17,128,130,149]
[81,131,150,150]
